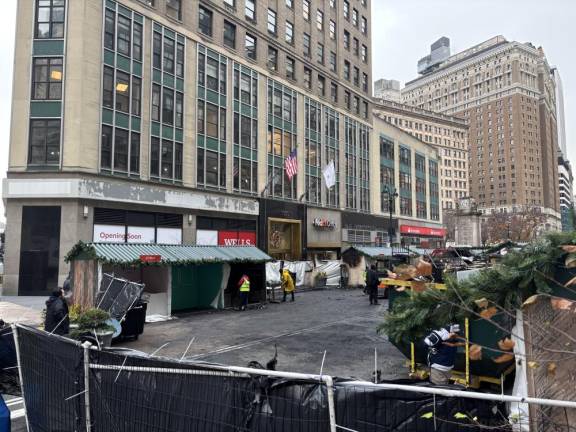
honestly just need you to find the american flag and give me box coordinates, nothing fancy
[284,148,298,181]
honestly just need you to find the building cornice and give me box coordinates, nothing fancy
[403,41,544,92]
[372,99,468,128]
[372,114,439,158]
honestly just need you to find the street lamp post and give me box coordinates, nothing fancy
[382,185,399,246]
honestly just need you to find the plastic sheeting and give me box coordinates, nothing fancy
[211,263,230,309]
[335,380,508,431]
[15,325,511,432]
[509,310,530,431]
[265,262,312,287]
[266,261,341,287]
[96,273,145,320]
[456,268,483,282]
[0,397,9,432]
[314,261,341,286]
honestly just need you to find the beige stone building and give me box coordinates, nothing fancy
[6,0,421,297]
[373,98,469,210]
[370,116,444,248]
[402,36,561,229]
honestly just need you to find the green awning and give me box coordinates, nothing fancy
[66,241,272,266]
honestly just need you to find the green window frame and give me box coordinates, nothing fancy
[100,2,144,177]
[305,98,322,205]
[359,124,370,212]
[35,0,65,39]
[267,79,298,200]
[197,45,227,190]
[150,22,185,184]
[324,107,340,208]
[28,118,61,166]
[233,63,259,195]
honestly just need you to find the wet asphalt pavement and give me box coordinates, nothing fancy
[121,288,407,381]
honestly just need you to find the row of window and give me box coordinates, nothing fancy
[136,0,182,21]
[104,8,143,60]
[197,4,370,109]
[153,29,185,77]
[29,116,445,218]
[342,0,368,35]
[343,61,369,91]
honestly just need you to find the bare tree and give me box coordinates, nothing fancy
[481,205,549,244]
[443,209,457,243]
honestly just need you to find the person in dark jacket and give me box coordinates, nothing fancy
[367,265,380,305]
[44,289,69,335]
[424,324,464,385]
[62,272,72,292]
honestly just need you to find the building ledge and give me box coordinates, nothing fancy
[2,177,259,216]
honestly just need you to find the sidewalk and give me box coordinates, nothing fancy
[0,296,44,326]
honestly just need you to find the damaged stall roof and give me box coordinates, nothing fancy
[343,246,425,258]
[346,246,395,258]
[66,241,272,266]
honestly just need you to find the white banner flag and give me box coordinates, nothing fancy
[323,160,336,189]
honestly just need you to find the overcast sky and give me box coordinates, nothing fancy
[0,0,574,221]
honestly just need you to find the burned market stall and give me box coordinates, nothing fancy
[66,242,271,316]
[341,246,417,288]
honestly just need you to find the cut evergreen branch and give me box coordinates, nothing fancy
[379,232,576,344]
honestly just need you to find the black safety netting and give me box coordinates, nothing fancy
[15,325,511,432]
[0,326,20,396]
[334,380,510,432]
[17,325,85,431]
[88,349,330,432]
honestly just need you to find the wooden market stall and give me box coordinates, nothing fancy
[65,242,272,316]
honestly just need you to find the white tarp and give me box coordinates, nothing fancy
[314,260,341,286]
[456,268,483,282]
[509,309,530,431]
[266,262,282,285]
[265,261,312,287]
[211,263,230,309]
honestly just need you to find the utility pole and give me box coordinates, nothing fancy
[382,185,399,246]
[299,191,308,260]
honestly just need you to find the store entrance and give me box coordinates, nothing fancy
[267,218,302,261]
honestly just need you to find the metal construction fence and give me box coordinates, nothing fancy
[11,324,575,432]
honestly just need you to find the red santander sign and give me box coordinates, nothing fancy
[218,231,256,246]
[140,255,162,263]
[400,225,446,237]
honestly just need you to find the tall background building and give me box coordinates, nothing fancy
[558,157,574,231]
[373,79,400,101]
[402,36,561,231]
[552,68,574,231]
[552,68,567,159]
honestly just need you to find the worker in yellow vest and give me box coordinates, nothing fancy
[238,274,250,311]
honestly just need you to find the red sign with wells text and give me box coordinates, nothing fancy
[400,225,446,237]
[218,231,257,246]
